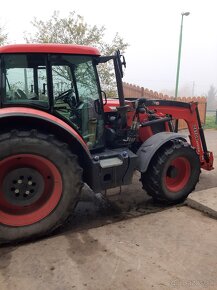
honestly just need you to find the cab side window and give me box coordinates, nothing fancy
[2,54,49,107]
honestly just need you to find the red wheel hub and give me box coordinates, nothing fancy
[0,154,62,226]
[165,157,191,192]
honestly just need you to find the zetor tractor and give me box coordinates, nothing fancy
[0,44,213,243]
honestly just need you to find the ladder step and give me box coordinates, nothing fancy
[99,157,123,169]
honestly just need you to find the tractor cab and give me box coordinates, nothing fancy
[0,45,107,150]
[0,44,129,152]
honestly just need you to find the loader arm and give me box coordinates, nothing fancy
[145,99,214,170]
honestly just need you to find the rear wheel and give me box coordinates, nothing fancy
[141,140,200,203]
[0,130,83,244]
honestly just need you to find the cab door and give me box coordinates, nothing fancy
[50,54,105,150]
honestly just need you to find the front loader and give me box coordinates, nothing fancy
[0,44,213,243]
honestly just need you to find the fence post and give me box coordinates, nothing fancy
[216,110,217,124]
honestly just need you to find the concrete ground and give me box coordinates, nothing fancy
[0,129,217,290]
[1,207,217,290]
[194,130,217,191]
[187,187,217,218]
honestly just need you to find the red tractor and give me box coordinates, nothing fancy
[0,44,213,243]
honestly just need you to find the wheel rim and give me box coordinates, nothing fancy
[0,154,62,226]
[165,157,191,192]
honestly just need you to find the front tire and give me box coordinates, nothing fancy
[141,140,200,203]
[0,130,83,244]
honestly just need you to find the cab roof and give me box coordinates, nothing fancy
[0,43,101,55]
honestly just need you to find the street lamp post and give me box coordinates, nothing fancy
[175,12,190,99]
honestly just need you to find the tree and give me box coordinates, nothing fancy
[206,85,217,110]
[25,11,129,95]
[0,25,7,45]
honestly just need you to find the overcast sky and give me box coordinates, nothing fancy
[1,0,216,96]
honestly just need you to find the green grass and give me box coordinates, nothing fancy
[204,115,217,129]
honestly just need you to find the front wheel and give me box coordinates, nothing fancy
[0,130,83,244]
[141,141,201,203]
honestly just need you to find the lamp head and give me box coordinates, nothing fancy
[182,12,190,16]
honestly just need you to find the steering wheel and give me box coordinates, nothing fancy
[56,89,73,101]
[56,89,77,108]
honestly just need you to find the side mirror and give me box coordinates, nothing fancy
[115,50,126,78]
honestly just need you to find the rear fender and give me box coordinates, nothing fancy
[0,107,92,182]
[136,132,187,173]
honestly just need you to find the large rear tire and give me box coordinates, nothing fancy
[0,130,83,244]
[141,140,200,203]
